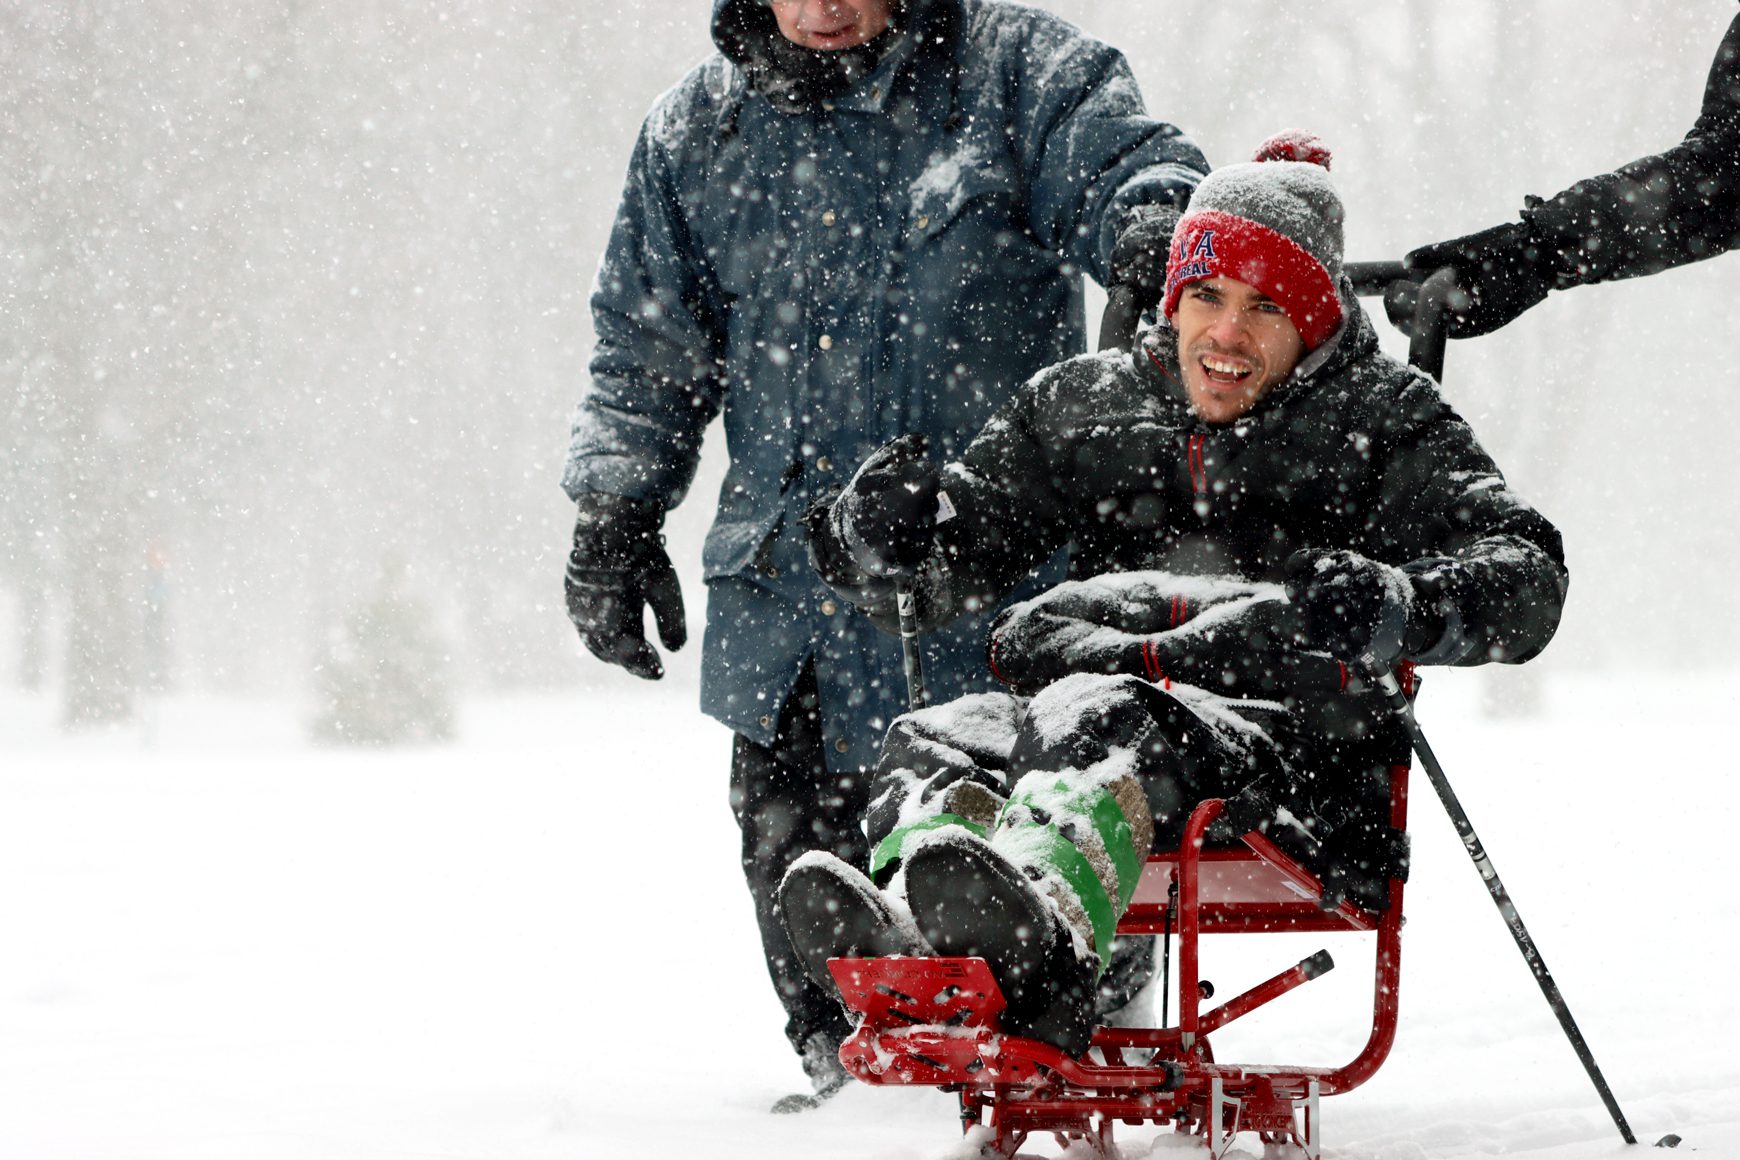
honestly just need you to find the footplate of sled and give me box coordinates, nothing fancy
[830,957,1007,1085]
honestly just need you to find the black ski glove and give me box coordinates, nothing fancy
[1383,220,1556,339]
[831,433,940,578]
[1108,204,1182,312]
[1316,822,1410,913]
[1284,549,1442,666]
[1203,780,1280,847]
[565,494,686,680]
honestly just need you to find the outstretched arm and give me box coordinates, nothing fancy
[1526,13,1740,286]
[1393,13,1740,338]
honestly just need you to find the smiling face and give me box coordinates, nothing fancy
[1172,277,1308,424]
[767,0,893,50]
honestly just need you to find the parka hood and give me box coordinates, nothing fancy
[710,0,941,57]
[711,0,945,110]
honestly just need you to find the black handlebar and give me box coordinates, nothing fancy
[1098,284,1142,354]
[1346,262,1459,382]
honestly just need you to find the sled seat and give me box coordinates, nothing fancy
[831,761,1411,1159]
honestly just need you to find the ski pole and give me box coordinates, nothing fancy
[895,576,927,711]
[1358,654,1637,1146]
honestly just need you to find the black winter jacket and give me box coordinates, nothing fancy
[831,292,1568,759]
[1529,13,1740,284]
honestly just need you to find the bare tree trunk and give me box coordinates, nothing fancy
[61,478,137,727]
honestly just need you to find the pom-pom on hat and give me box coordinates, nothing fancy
[1162,131,1346,351]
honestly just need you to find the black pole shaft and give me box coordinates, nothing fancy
[895,577,927,710]
[1361,657,1636,1145]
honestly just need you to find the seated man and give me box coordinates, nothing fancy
[777,134,1569,1056]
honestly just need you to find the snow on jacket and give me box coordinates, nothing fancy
[1528,12,1740,284]
[885,290,1568,753]
[562,0,1207,771]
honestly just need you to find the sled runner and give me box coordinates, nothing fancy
[828,265,1457,1158]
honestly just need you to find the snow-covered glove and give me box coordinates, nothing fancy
[1383,220,1556,339]
[1283,549,1443,666]
[804,493,952,637]
[986,580,1162,694]
[564,494,686,681]
[987,573,1346,698]
[1108,204,1182,311]
[830,433,940,578]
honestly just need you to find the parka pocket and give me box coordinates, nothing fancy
[902,152,1058,354]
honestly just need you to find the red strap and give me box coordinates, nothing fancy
[1141,640,1171,689]
[988,634,1009,686]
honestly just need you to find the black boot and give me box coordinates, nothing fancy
[902,830,1098,1055]
[776,852,922,990]
[769,1029,850,1114]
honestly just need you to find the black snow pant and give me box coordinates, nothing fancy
[871,674,1401,918]
[729,662,869,1058]
[864,674,1320,1013]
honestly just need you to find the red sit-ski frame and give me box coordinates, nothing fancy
[830,761,1410,1159]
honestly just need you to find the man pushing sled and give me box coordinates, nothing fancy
[777,134,1569,1058]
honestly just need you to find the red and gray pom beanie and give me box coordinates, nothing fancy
[1162,131,1345,351]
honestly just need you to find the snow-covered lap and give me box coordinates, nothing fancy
[2,671,1736,1158]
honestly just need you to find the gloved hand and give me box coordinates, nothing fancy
[832,433,940,578]
[986,596,1143,696]
[1108,204,1182,311]
[1202,779,1279,846]
[1283,549,1422,666]
[1316,822,1409,913]
[1384,220,1555,339]
[565,494,686,680]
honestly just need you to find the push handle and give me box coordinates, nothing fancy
[1097,284,1142,353]
[1346,261,1459,381]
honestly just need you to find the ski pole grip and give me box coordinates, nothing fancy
[1358,653,1409,711]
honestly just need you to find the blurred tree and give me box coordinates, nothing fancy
[2,0,1734,726]
[310,551,454,745]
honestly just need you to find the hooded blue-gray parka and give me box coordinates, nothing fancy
[563,0,1207,771]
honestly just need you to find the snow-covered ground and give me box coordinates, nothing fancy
[3,668,1737,1159]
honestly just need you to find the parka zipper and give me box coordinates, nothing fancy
[1186,433,1209,503]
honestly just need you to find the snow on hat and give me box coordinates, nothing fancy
[1162,131,1345,351]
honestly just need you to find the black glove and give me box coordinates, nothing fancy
[1203,780,1279,846]
[1316,822,1409,913]
[1283,549,1430,666]
[1384,220,1556,339]
[832,433,940,578]
[565,494,686,680]
[1108,204,1182,311]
